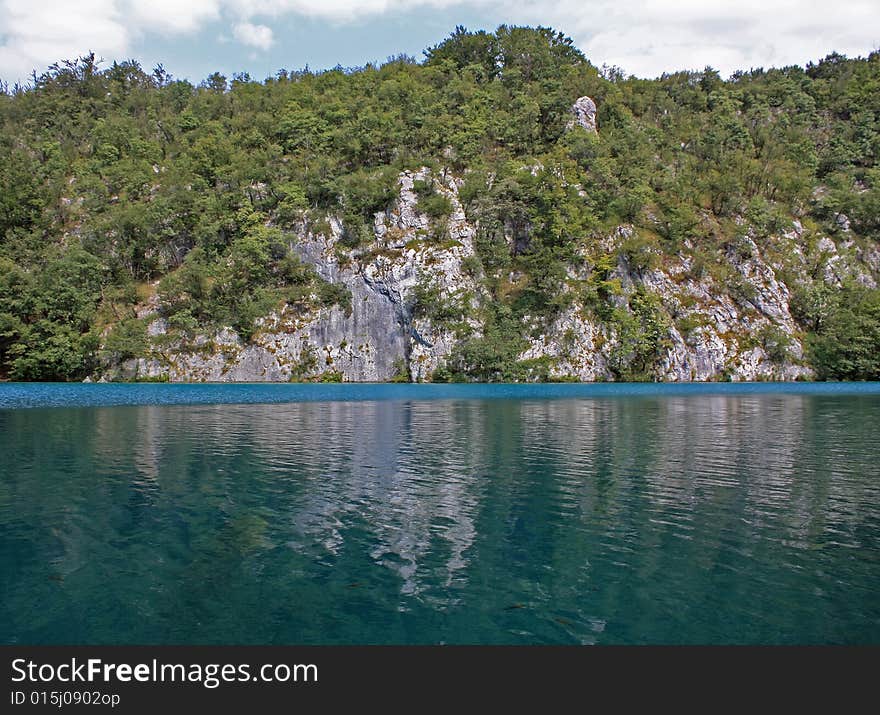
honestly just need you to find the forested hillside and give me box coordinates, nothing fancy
[1,26,878,382]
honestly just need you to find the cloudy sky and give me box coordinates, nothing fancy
[1,0,878,85]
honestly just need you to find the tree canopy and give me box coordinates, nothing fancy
[1,27,879,380]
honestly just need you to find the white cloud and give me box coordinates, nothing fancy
[0,0,129,84]
[526,0,880,77]
[1,0,878,84]
[127,0,221,35]
[233,21,275,50]
[226,1,473,22]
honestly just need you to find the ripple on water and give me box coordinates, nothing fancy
[0,388,879,643]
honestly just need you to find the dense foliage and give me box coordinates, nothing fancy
[1,26,878,380]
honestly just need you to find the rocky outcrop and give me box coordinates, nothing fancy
[113,168,482,383]
[519,307,611,380]
[515,228,814,382]
[567,96,598,133]
[100,164,880,384]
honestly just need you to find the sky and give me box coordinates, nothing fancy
[0,0,878,86]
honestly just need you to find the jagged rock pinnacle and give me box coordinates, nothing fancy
[568,96,598,133]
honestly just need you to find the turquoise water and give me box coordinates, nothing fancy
[1,383,879,644]
[2,380,880,409]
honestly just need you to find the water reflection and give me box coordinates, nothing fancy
[1,394,879,644]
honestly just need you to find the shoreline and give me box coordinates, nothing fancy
[3,380,880,410]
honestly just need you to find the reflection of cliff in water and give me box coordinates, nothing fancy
[274,400,488,599]
[2,393,878,643]
[180,396,876,601]
[112,400,491,600]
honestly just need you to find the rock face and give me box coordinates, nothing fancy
[519,306,611,380]
[116,168,481,383]
[101,164,879,384]
[516,229,815,382]
[567,96,598,133]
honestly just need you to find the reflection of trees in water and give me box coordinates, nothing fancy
[499,396,880,641]
[2,394,879,643]
[515,395,878,547]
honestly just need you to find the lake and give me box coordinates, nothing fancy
[1,382,879,644]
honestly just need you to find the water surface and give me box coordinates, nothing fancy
[1,383,878,643]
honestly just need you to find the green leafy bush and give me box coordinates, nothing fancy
[808,284,880,380]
